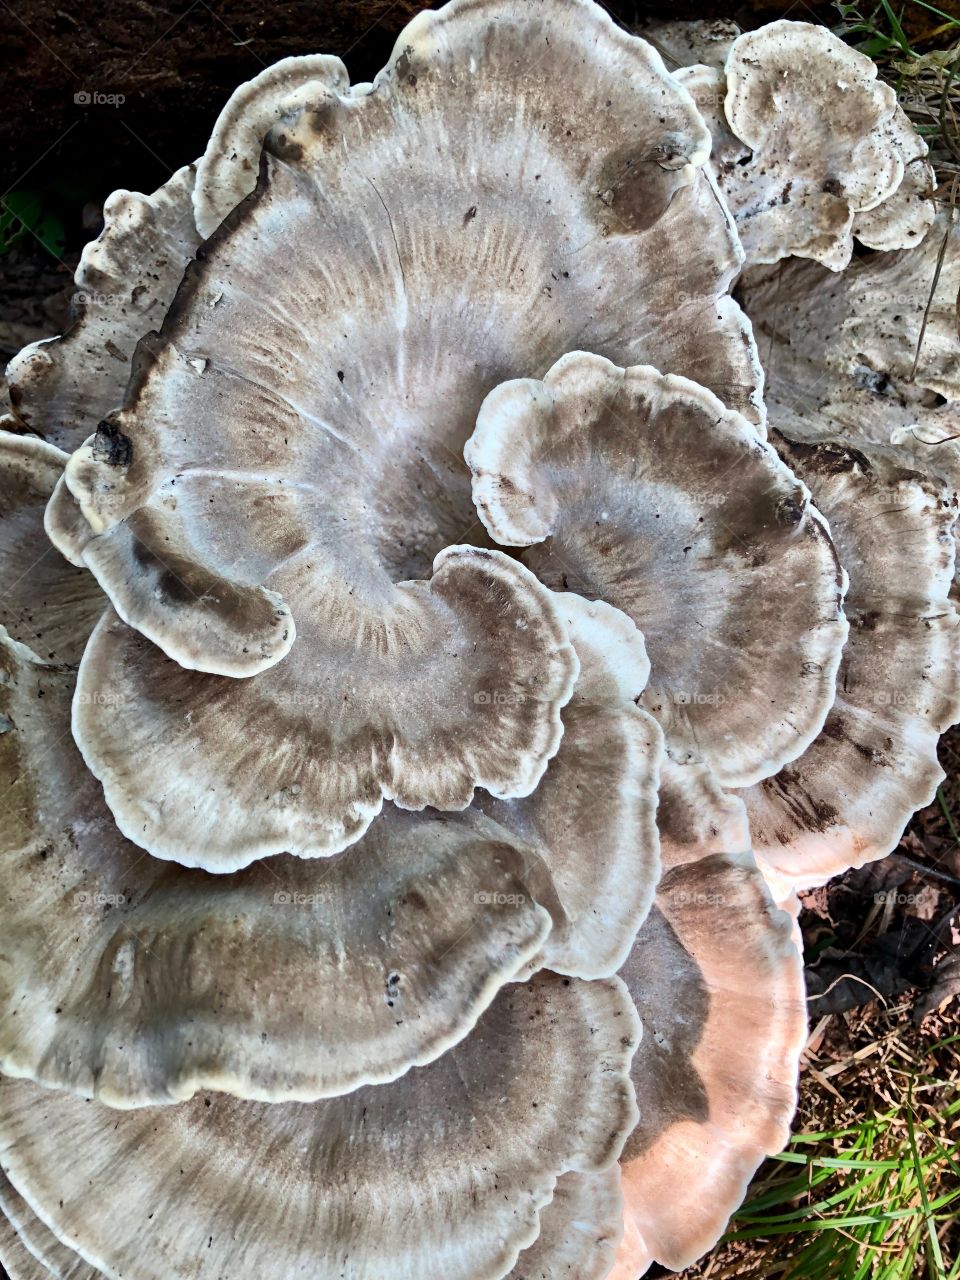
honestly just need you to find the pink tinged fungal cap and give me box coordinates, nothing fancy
[612,767,805,1276]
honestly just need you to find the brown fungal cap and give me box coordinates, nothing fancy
[674,28,934,267]
[4,57,364,459]
[0,1200,56,1280]
[43,470,94,568]
[0,973,639,1280]
[639,19,740,70]
[852,106,936,252]
[0,492,659,1101]
[0,423,660,1103]
[718,21,919,269]
[56,0,736,679]
[741,438,960,897]
[0,1171,101,1280]
[72,547,577,872]
[656,754,751,871]
[465,351,848,789]
[739,213,960,487]
[193,54,349,238]
[0,619,562,1104]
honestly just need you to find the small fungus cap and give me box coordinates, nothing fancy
[4,167,200,453]
[465,351,848,788]
[678,21,933,269]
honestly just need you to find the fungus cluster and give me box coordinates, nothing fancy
[0,3,956,1278]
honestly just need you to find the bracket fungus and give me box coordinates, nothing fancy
[741,438,960,898]
[0,1166,626,1280]
[3,167,201,453]
[465,351,848,788]
[477,594,664,979]
[0,1170,101,1280]
[507,1169,625,1280]
[722,22,906,269]
[70,550,578,871]
[851,105,937,253]
[673,21,935,269]
[39,0,775,871]
[3,0,959,1277]
[639,18,740,71]
[0,973,640,1280]
[719,221,960,896]
[615,849,805,1275]
[0,451,663,1104]
[739,213,960,485]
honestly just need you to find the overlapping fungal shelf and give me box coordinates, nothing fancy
[0,4,956,1278]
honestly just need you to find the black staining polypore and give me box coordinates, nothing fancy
[92,419,132,469]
